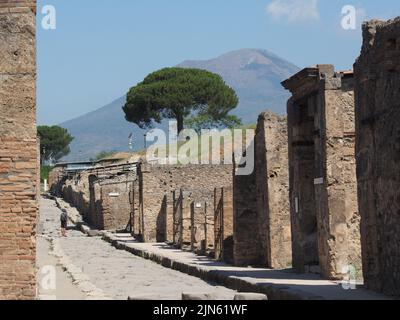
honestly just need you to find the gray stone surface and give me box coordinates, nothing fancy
[39,198,236,300]
[234,293,268,300]
[101,232,391,300]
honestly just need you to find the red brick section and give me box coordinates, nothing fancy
[0,0,37,300]
[0,0,36,13]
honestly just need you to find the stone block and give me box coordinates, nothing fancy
[181,292,216,300]
[234,293,268,300]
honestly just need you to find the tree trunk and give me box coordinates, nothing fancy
[177,114,184,134]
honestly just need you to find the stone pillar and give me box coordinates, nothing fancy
[255,111,291,269]
[181,191,192,248]
[354,18,400,296]
[233,166,259,266]
[282,65,362,280]
[190,199,208,254]
[165,193,174,243]
[0,0,37,299]
[233,112,291,269]
[214,187,233,263]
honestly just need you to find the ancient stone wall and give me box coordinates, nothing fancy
[61,172,91,218]
[0,0,37,300]
[48,165,64,195]
[255,111,291,269]
[354,18,400,296]
[138,164,233,243]
[233,111,291,268]
[233,167,259,266]
[214,187,234,263]
[283,65,361,280]
[88,173,136,231]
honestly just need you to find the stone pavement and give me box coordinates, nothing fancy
[37,198,237,300]
[102,233,391,300]
[36,236,86,300]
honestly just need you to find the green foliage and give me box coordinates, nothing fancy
[40,165,53,182]
[123,67,239,132]
[185,114,242,133]
[90,151,116,162]
[37,126,74,162]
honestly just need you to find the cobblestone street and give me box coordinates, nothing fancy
[37,198,236,300]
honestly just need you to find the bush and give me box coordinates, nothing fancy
[40,166,53,182]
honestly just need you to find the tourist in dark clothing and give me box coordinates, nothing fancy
[60,209,68,237]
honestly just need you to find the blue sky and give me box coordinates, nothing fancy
[37,0,400,125]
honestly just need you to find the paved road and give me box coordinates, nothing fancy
[37,198,236,300]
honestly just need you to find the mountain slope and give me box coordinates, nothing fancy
[178,49,300,122]
[60,49,299,161]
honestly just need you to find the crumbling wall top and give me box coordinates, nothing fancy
[356,17,400,70]
[0,0,36,13]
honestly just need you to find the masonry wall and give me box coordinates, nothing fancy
[138,164,233,243]
[48,165,64,195]
[354,18,400,296]
[214,187,234,263]
[283,65,362,280]
[188,189,214,254]
[233,111,291,268]
[233,167,259,266]
[61,172,91,218]
[0,0,37,300]
[88,173,136,231]
[255,111,291,269]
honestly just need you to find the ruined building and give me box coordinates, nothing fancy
[354,18,400,296]
[136,163,233,244]
[233,111,291,269]
[0,0,37,299]
[282,65,362,280]
[50,162,233,247]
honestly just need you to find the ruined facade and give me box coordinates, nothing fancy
[137,163,233,243]
[0,0,37,299]
[283,65,361,280]
[233,112,291,268]
[51,163,233,247]
[88,171,136,231]
[354,18,400,295]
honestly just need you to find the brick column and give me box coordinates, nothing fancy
[0,0,37,300]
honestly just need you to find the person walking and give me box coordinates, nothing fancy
[60,209,68,237]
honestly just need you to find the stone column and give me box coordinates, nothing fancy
[255,111,291,269]
[0,0,37,300]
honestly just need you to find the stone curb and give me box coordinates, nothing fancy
[101,232,325,300]
[55,199,321,300]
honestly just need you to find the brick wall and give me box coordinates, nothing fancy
[0,0,37,300]
[354,18,400,296]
